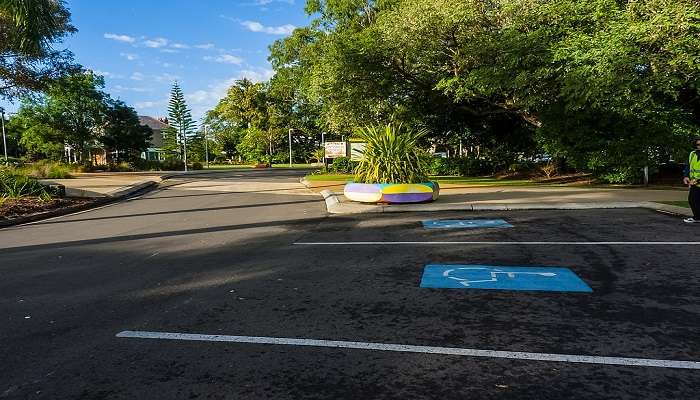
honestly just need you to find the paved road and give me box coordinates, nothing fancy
[1,170,699,399]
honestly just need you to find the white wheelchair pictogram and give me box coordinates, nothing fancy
[442,267,557,287]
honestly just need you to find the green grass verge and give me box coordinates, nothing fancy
[657,201,690,208]
[304,173,536,186]
[201,164,254,170]
[203,164,320,170]
[271,164,320,169]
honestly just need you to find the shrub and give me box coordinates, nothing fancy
[26,160,73,179]
[508,161,537,173]
[107,162,134,172]
[598,167,642,184]
[0,168,53,199]
[328,157,356,173]
[540,161,558,179]
[190,162,204,170]
[353,123,428,184]
[161,159,185,171]
[130,159,163,171]
[426,156,492,176]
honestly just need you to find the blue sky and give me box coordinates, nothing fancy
[1,0,310,120]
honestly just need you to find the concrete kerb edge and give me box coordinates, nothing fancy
[0,179,160,229]
[309,188,693,217]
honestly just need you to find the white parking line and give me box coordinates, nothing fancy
[116,330,700,370]
[294,241,700,246]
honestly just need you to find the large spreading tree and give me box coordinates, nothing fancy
[0,0,78,100]
[261,0,700,182]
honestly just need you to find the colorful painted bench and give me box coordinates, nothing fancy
[344,182,439,204]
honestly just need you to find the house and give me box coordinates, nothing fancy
[138,116,170,161]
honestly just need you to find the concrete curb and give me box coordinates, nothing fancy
[0,180,159,229]
[315,191,693,217]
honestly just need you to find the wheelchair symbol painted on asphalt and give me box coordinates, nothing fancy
[422,219,513,229]
[443,267,556,287]
[420,265,592,292]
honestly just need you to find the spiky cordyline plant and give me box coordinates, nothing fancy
[353,123,429,184]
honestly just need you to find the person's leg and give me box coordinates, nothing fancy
[690,185,700,220]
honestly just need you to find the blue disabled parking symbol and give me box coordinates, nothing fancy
[420,265,592,292]
[422,219,513,229]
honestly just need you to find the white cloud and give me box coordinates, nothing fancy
[91,69,114,78]
[160,48,178,53]
[114,85,152,93]
[155,73,180,83]
[195,43,215,50]
[130,72,145,81]
[239,68,275,83]
[171,43,190,49]
[253,0,295,6]
[120,52,139,61]
[135,101,157,109]
[144,37,168,48]
[240,20,295,35]
[104,33,136,43]
[203,54,243,65]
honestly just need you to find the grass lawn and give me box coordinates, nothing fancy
[202,164,253,170]
[202,164,321,170]
[658,201,690,208]
[305,173,538,186]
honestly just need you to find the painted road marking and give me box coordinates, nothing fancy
[420,265,592,292]
[422,219,513,229]
[116,330,700,370]
[294,241,700,246]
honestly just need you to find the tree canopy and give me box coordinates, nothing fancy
[259,0,700,181]
[0,0,78,99]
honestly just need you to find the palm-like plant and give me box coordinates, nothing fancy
[353,123,429,184]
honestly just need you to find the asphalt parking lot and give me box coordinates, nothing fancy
[1,172,699,399]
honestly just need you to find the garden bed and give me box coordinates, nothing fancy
[0,197,96,222]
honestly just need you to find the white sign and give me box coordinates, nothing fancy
[325,142,346,158]
[350,142,366,161]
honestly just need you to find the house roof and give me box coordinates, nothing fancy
[139,116,169,130]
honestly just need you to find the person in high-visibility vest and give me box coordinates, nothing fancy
[683,137,700,223]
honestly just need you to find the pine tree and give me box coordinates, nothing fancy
[166,82,195,164]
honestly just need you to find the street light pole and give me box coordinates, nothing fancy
[0,107,7,163]
[182,125,188,173]
[204,124,209,169]
[288,128,293,168]
[321,131,326,167]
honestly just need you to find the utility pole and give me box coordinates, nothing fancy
[203,124,209,169]
[182,125,188,172]
[321,131,326,167]
[0,107,7,163]
[288,128,294,168]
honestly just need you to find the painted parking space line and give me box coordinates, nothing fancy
[420,265,592,292]
[294,241,700,246]
[422,219,513,229]
[116,330,700,370]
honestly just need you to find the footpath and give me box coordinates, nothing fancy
[301,179,692,217]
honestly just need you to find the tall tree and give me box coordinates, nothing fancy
[101,100,153,162]
[268,0,700,182]
[0,0,79,99]
[15,70,108,160]
[208,79,285,163]
[165,82,195,161]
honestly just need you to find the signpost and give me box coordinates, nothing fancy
[324,141,346,159]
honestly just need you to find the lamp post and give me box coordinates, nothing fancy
[321,131,326,167]
[288,128,294,168]
[182,125,188,173]
[0,107,7,163]
[203,124,210,169]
